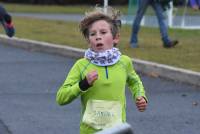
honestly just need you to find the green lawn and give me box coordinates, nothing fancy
[3,3,200,16]
[2,3,128,14]
[0,3,199,72]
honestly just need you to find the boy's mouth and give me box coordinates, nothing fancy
[96,43,103,47]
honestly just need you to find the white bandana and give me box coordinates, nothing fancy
[84,47,121,66]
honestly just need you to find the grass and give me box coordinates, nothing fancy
[2,16,198,72]
[0,3,199,72]
[3,3,200,16]
[2,3,128,14]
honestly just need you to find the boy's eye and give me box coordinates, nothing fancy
[89,30,107,36]
[89,33,95,36]
[101,31,107,34]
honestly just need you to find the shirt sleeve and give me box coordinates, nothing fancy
[126,57,148,102]
[56,61,83,105]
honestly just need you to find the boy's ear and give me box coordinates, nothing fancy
[113,33,120,45]
[86,38,93,48]
[86,37,90,43]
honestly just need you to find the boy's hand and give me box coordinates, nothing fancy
[136,97,147,112]
[86,70,98,85]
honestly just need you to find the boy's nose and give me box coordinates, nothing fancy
[96,37,101,41]
[95,33,101,41]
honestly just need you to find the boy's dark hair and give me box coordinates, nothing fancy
[79,7,121,39]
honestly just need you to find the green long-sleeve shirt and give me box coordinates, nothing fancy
[56,55,147,134]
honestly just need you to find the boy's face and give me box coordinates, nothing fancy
[87,20,119,52]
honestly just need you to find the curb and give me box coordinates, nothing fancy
[1,34,200,86]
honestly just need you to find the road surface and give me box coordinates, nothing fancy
[0,43,200,134]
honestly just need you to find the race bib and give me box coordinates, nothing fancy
[82,99,122,130]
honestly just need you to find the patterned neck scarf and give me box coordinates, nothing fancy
[84,47,121,66]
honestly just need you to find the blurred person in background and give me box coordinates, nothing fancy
[0,4,15,37]
[130,0,178,48]
[189,0,200,10]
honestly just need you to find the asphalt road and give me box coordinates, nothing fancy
[0,43,200,134]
